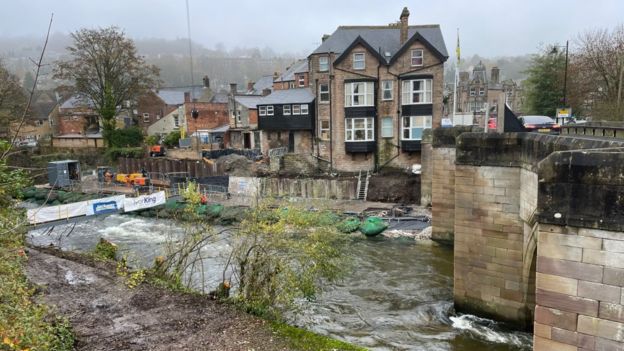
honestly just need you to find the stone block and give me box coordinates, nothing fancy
[540,231,603,249]
[551,327,578,346]
[595,336,624,351]
[577,315,624,342]
[583,250,624,269]
[538,243,583,261]
[579,228,623,241]
[534,305,578,331]
[536,272,578,296]
[578,333,595,349]
[533,336,577,351]
[599,302,624,323]
[534,322,552,339]
[536,289,599,316]
[604,239,624,253]
[604,267,624,287]
[537,256,603,283]
[578,281,621,304]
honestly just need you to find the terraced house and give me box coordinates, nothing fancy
[309,7,448,172]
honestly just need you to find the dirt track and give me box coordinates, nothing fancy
[25,248,291,351]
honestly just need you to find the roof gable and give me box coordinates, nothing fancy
[333,35,387,66]
[390,32,449,65]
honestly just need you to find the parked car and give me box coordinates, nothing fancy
[518,115,560,134]
[17,140,37,147]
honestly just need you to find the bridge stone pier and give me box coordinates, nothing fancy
[427,128,624,350]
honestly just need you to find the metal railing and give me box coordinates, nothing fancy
[268,147,288,158]
[562,123,624,139]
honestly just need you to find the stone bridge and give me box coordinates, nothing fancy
[422,128,624,351]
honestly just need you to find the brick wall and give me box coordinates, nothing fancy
[431,147,456,243]
[185,102,229,132]
[534,224,624,350]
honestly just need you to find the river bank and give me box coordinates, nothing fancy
[25,247,364,351]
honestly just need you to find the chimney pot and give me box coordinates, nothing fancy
[247,81,254,91]
[184,91,191,103]
[322,34,330,42]
[202,76,210,88]
[400,7,410,44]
[230,83,237,95]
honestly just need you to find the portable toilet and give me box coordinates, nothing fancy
[47,160,81,188]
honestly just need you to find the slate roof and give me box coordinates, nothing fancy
[60,95,94,109]
[312,25,448,64]
[257,88,314,105]
[210,92,229,104]
[275,59,309,82]
[235,95,263,109]
[157,87,205,105]
[250,75,274,94]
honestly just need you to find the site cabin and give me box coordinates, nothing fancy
[47,160,81,188]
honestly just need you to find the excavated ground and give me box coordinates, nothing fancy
[25,248,291,351]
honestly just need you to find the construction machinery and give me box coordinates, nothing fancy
[150,145,166,157]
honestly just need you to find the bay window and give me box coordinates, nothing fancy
[402,116,432,140]
[345,117,374,142]
[345,82,374,107]
[401,79,432,105]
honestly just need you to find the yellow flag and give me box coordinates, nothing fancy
[456,28,461,63]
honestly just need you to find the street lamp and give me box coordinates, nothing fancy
[551,41,569,107]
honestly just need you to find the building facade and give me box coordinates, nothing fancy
[228,83,262,150]
[308,7,448,172]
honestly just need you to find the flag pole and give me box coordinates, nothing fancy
[452,28,460,122]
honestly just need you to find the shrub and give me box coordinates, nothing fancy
[93,238,117,260]
[105,147,145,161]
[163,130,181,148]
[107,127,144,148]
[145,135,160,146]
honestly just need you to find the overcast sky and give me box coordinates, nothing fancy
[1,0,623,58]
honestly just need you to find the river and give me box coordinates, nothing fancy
[28,214,532,351]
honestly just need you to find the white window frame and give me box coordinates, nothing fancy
[411,49,424,66]
[292,105,301,115]
[236,110,241,123]
[345,117,374,142]
[143,113,150,123]
[319,57,329,72]
[298,74,305,87]
[401,79,432,105]
[382,80,393,101]
[319,120,330,140]
[289,82,295,89]
[381,116,393,138]
[353,53,365,70]
[345,82,374,107]
[173,114,180,127]
[301,104,309,115]
[402,116,432,140]
[319,84,329,103]
[266,105,274,116]
[479,87,485,96]
[283,105,291,115]
[470,87,476,96]
[259,106,267,116]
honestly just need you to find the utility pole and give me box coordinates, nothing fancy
[563,40,569,107]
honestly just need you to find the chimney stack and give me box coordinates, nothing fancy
[230,83,237,95]
[262,88,271,96]
[491,67,500,85]
[184,91,191,103]
[400,7,410,44]
[202,75,210,88]
[322,34,330,42]
[247,81,255,91]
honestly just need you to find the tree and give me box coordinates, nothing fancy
[54,27,159,145]
[522,44,567,117]
[0,61,27,138]
[574,25,624,120]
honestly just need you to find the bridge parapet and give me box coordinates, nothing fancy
[428,129,624,349]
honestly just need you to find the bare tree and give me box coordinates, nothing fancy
[54,27,160,144]
[0,61,27,139]
[575,25,624,120]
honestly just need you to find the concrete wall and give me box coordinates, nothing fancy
[229,176,358,201]
[420,132,433,206]
[51,137,104,148]
[431,147,456,243]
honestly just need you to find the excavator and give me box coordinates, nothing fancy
[149,145,166,157]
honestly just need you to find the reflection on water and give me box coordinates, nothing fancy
[29,215,532,351]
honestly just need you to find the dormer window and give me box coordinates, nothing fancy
[411,49,423,66]
[353,53,365,70]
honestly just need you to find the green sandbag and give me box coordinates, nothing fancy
[318,211,341,226]
[51,200,61,206]
[337,217,361,233]
[207,204,224,217]
[359,216,388,237]
[34,189,48,200]
[218,206,248,225]
[195,204,208,215]
[56,190,69,202]
[164,199,185,210]
[23,188,37,198]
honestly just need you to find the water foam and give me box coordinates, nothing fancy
[450,314,532,347]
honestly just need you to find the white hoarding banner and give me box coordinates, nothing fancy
[27,201,89,224]
[86,195,126,216]
[123,191,166,212]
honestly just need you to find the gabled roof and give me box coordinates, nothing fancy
[60,95,94,110]
[157,87,204,105]
[257,88,314,105]
[333,35,387,66]
[235,95,263,109]
[275,59,309,82]
[249,75,274,94]
[312,25,448,64]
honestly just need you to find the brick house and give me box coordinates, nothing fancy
[135,90,178,133]
[273,59,309,90]
[228,83,262,150]
[184,91,230,147]
[308,7,448,172]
